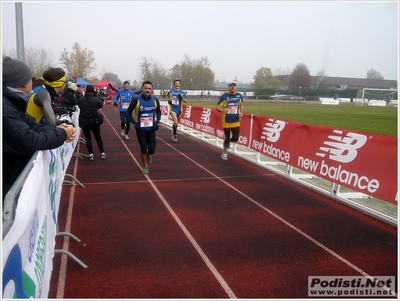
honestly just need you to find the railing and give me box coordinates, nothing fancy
[2,109,87,299]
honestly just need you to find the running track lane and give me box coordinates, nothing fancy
[49,104,397,298]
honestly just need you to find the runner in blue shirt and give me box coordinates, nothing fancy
[167,79,188,142]
[216,81,244,160]
[127,81,161,174]
[113,81,135,140]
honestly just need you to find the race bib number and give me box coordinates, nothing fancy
[172,98,179,105]
[140,117,153,127]
[227,105,238,114]
[122,102,129,109]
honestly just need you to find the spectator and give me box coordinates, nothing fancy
[127,81,161,174]
[2,56,76,199]
[42,67,71,116]
[26,76,63,127]
[61,77,79,109]
[113,81,135,140]
[77,85,106,161]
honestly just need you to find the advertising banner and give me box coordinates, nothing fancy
[2,110,81,298]
[178,105,397,204]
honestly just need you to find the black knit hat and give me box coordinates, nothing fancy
[86,85,95,93]
[2,56,32,88]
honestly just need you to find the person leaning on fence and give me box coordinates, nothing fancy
[2,56,77,200]
[77,85,106,161]
[216,80,244,161]
[26,76,63,127]
[113,81,135,140]
[42,67,72,116]
[127,81,161,175]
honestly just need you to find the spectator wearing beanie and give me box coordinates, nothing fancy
[77,85,106,161]
[2,57,77,200]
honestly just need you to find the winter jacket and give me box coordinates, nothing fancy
[2,86,68,199]
[77,92,104,129]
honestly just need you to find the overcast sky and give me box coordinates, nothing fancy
[1,1,399,84]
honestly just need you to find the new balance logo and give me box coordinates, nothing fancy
[200,108,211,123]
[183,106,192,118]
[261,119,286,142]
[316,130,367,163]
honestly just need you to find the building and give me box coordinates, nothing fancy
[275,75,397,90]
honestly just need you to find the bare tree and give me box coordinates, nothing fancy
[59,42,97,79]
[24,47,54,78]
[138,56,170,89]
[315,69,328,90]
[169,54,215,90]
[366,68,384,79]
[273,68,291,76]
[289,63,312,95]
[3,48,53,79]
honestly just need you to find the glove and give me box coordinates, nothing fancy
[168,100,172,105]
[113,102,118,107]
[67,82,78,92]
[154,122,160,131]
[59,119,74,127]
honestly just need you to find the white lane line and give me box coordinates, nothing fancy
[56,140,81,298]
[123,139,238,299]
[158,137,397,297]
[57,123,238,298]
[72,173,274,186]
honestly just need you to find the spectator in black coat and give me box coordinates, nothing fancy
[2,56,76,200]
[77,85,106,161]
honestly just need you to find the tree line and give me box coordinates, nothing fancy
[3,42,385,93]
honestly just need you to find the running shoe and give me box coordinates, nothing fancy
[148,155,152,164]
[221,153,228,160]
[121,129,125,137]
[171,135,178,142]
[88,154,94,161]
[142,166,149,174]
[101,153,106,160]
[125,135,129,140]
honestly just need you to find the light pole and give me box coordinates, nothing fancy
[299,86,302,98]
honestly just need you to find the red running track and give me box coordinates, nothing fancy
[49,104,397,298]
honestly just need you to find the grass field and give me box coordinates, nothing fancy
[188,100,398,137]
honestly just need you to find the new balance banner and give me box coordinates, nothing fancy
[175,105,397,204]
